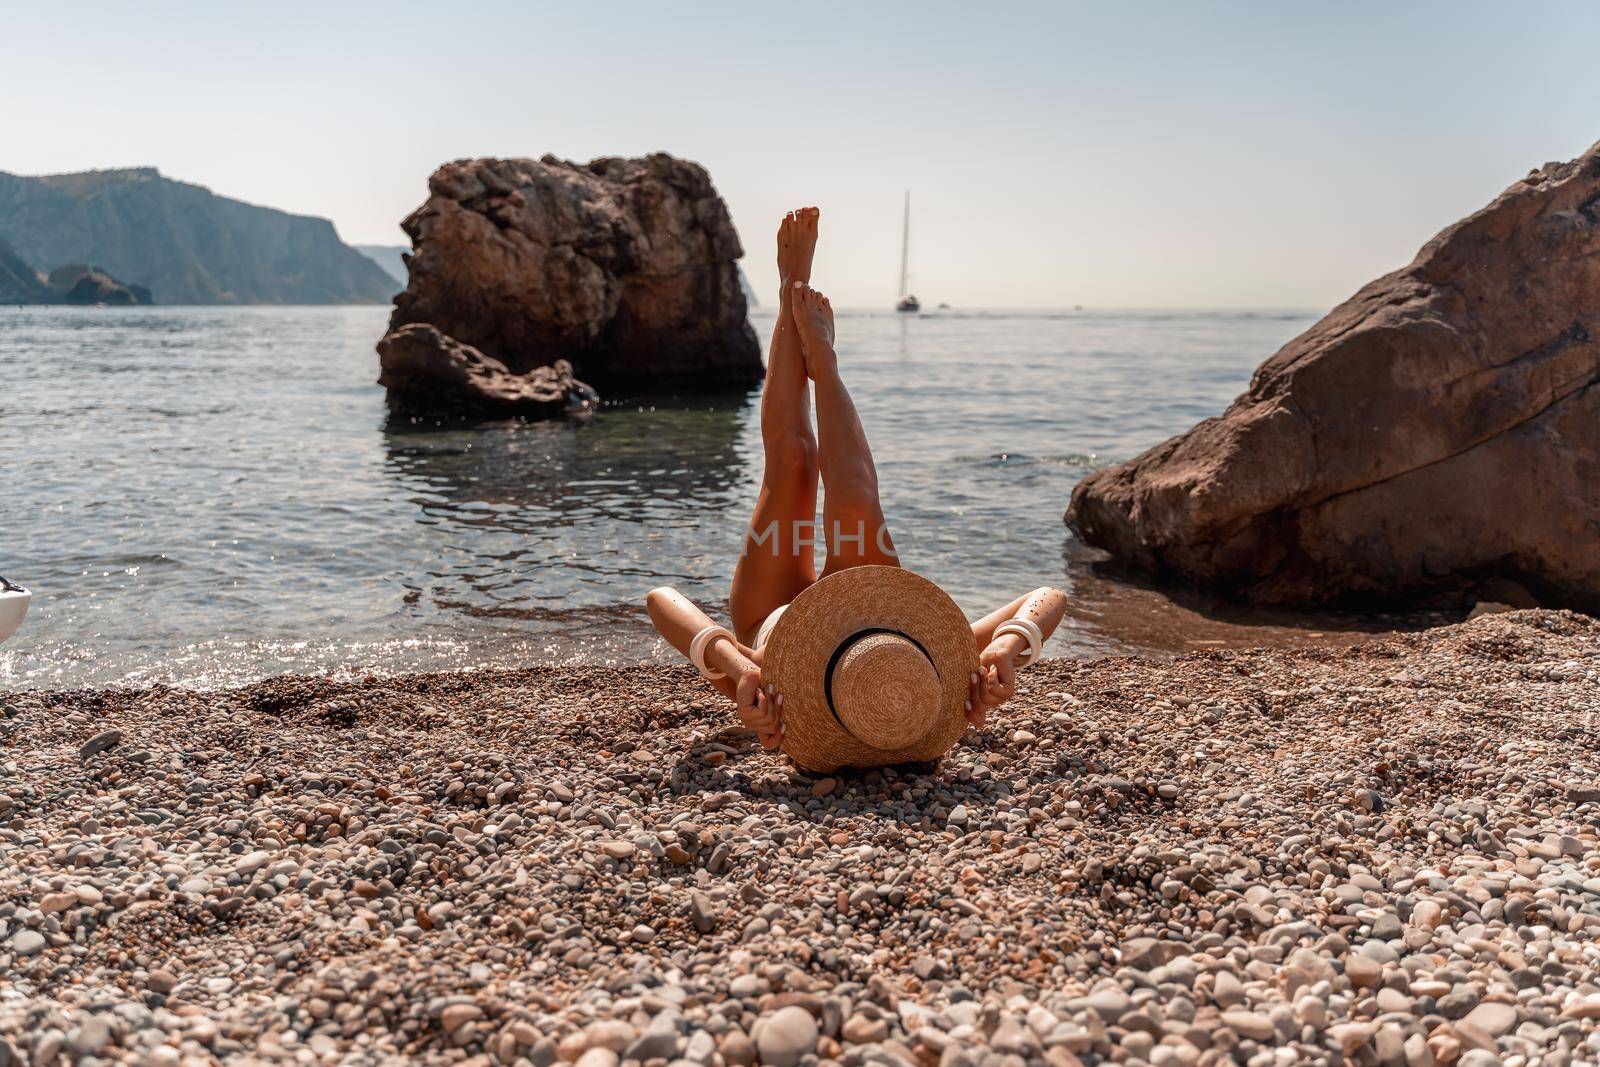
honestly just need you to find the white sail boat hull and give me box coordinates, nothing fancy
[0,586,29,644]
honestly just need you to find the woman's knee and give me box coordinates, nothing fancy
[764,431,818,482]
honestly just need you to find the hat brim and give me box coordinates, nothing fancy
[763,566,978,772]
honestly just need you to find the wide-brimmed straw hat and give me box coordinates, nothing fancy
[763,566,978,773]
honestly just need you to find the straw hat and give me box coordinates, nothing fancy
[762,566,979,773]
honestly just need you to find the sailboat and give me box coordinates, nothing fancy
[895,191,921,313]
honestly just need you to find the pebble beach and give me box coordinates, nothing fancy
[4,609,1600,1067]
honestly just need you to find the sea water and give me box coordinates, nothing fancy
[5,304,1402,691]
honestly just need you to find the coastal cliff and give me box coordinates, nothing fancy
[0,168,395,305]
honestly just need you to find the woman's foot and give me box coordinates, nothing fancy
[776,207,819,289]
[793,284,837,376]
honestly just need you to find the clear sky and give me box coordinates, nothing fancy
[6,1,1599,309]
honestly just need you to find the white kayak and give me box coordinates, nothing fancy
[0,577,29,644]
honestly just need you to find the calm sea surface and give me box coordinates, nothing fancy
[2,304,1366,691]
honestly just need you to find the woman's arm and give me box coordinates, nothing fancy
[646,587,782,748]
[966,586,1069,726]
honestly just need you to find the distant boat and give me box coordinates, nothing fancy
[895,191,920,313]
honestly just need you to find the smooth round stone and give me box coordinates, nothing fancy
[79,729,123,759]
[1461,1001,1518,1037]
[1375,988,1413,1013]
[1220,1011,1275,1042]
[1084,989,1132,1022]
[755,1006,818,1067]
[12,930,45,956]
[841,1014,888,1045]
[586,1020,639,1052]
[1344,953,1381,989]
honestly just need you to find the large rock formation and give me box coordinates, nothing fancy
[1067,139,1600,613]
[382,153,762,393]
[0,167,394,304]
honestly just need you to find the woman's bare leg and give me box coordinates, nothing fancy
[791,285,900,575]
[728,209,822,643]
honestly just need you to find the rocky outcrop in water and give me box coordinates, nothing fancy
[0,167,394,304]
[382,153,761,395]
[0,237,150,305]
[1067,139,1600,613]
[378,323,596,418]
[47,264,151,306]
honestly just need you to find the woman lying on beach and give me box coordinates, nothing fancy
[648,208,1068,772]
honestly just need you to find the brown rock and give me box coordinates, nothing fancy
[1220,1011,1276,1042]
[39,892,77,914]
[1461,1001,1518,1038]
[1120,935,1190,970]
[721,1028,756,1067]
[1344,952,1382,989]
[1067,139,1600,612]
[441,1003,483,1034]
[377,323,595,418]
[841,1014,889,1045]
[383,152,761,391]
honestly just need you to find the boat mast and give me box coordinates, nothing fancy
[898,191,911,300]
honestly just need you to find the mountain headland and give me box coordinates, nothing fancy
[0,168,395,305]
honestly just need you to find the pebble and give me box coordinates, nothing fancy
[755,1007,818,1067]
[722,1028,756,1067]
[38,892,77,913]
[1212,970,1244,1007]
[842,1014,889,1045]
[1344,952,1381,989]
[690,891,719,933]
[1220,1011,1275,1042]
[78,728,123,759]
[1461,1001,1517,1037]
[441,1004,483,1033]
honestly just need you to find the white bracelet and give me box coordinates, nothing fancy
[993,617,1044,668]
[689,625,736,681]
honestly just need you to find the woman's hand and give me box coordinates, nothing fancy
[965,639,1021,728]
[735,669,784,750]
